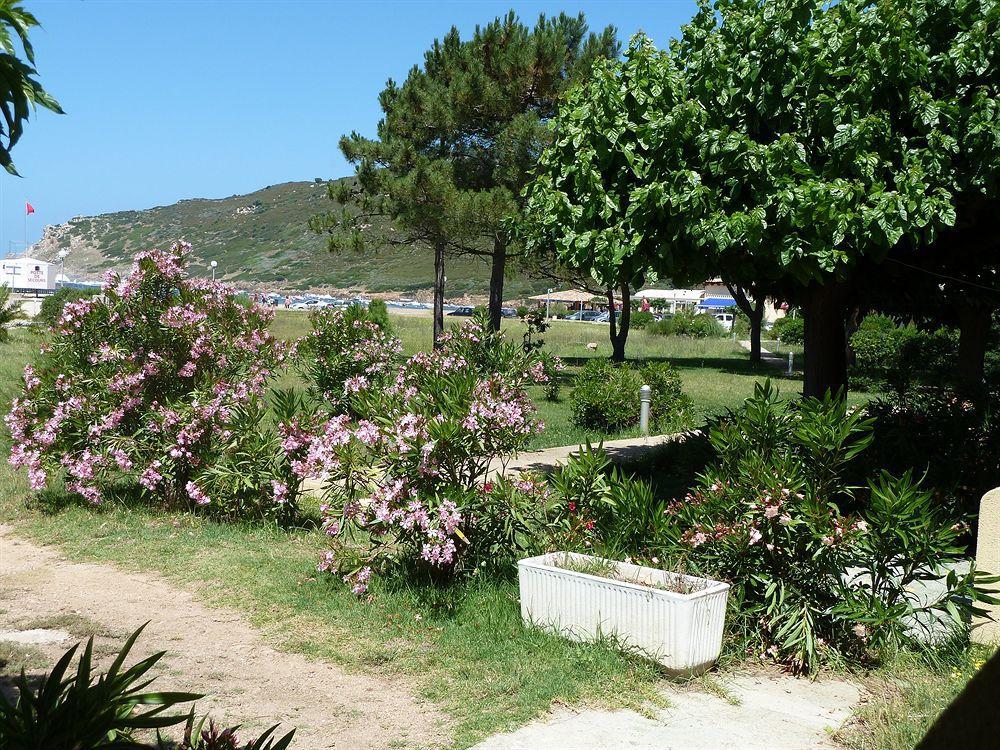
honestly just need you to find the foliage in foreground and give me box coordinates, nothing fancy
[556,383,998,673]
[0,624,294,750]
[5,243,299,520]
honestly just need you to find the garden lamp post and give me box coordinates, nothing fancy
[210,260,218,281]
[546,288,553,320]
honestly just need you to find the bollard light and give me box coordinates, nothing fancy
[787,351,794,376]
[639,384,651,437]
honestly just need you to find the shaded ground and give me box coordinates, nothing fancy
[0,527,449,750]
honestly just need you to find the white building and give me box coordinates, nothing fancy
[1,256,58,292]
[634,288,705,313]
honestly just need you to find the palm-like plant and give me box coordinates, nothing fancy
[0,624,200,749]
[0,0,63,174]
[0,285,22,342]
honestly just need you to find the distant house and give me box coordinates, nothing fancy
[0,256,57,293]
[633,288,704,313]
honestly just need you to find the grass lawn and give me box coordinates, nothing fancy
[0,322,975,749]
[271,310,853,449]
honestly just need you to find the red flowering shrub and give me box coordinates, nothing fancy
[6,242,299,520]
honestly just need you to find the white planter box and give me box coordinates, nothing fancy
[518,552,730,675]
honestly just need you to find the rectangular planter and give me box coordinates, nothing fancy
[518,552,730,675]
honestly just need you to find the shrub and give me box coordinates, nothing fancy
[771,315,804,344]
[365,299,391,331]
[849,315,958,392]
[5,242,297,520]
[570,359,690,433]
[648,309,724,338]
[0,285,21,342]
[630,310,655,329]
[0,624,295,750]
[660,382,996,672]
[288,315,550,592]
[860,386,1000,517]
[547,443,673,560]
[36,286,99,329]
[296,304,401,413]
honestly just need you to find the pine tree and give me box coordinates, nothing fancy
[310,11,619,342]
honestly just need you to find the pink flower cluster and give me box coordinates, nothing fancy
[6,242,286,513]
[294,316,547,594]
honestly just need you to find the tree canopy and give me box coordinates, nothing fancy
[310,11,619,340]
[524,0,1000,396]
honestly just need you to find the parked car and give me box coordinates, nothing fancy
[447,306,475,316]
[714,312,735,331]
[565,310,605,322]
[501,307,518,318]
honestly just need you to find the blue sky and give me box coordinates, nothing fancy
[3,0,697,254]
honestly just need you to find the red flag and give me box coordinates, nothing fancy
[25,202,34,215]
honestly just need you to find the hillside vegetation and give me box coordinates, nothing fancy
[33,179,544,296]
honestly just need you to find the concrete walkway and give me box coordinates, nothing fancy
[473,672,860,750]
[738,340,791,370]
[500,432,692,477]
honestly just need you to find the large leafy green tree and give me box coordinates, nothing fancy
[522,38,690,361]
[311,12,618,341]
[0,0,61,175]
[526,0,1000,397]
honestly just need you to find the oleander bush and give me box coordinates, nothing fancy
[296,303,401,414]
[569,359,690,433]
[860,386,1000,517]
[35,286,100,329]
[289,312,551,593]
[5,242,299,520]
[0,624,295,750]
[659,382,997,672]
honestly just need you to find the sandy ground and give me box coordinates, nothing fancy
[0,528,448,749]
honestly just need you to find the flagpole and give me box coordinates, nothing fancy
[23,203,26,253]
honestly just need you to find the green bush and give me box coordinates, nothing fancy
[36,286,99,329]
[569,359,690,433]
[659,381,996,673]
[630,310,655,329]
[0,286,22,342]
[365,298,392,332]
[648,309,724,338]
[849,315,957,392]
[771,315,804,344]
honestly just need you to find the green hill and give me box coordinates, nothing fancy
[34,179,544,297]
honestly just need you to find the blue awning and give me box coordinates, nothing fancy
[698,297,736,308]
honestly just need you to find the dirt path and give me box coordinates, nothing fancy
[0,528,448,749]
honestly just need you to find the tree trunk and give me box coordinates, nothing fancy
[725,282,764,363]
[957,302,991,391]
[487,237,507,332]
[432,240,446,348]
[802,284,848,399]
[749,309,763,363]
[607,282,631,362]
